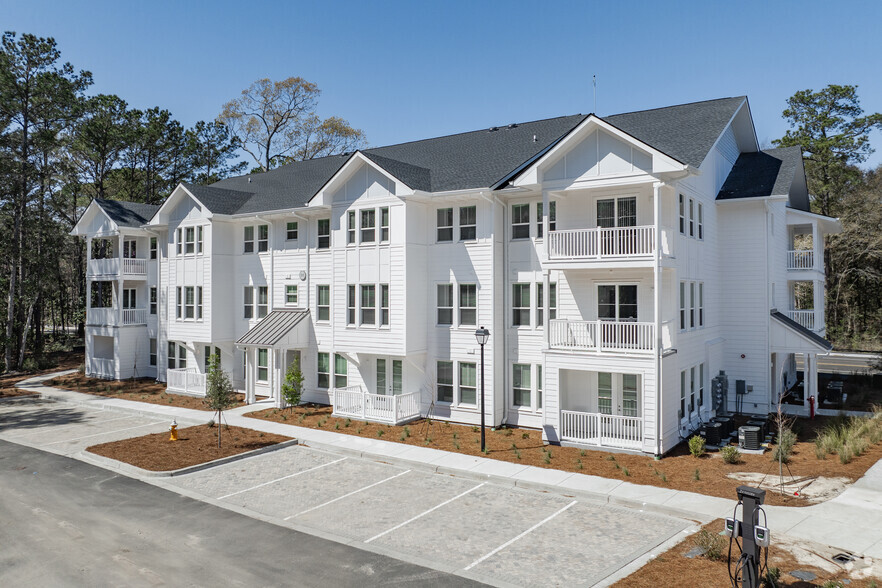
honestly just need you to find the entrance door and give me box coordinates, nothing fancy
[597,372,640,417]
[376,358,403,395]
[598,285,638,348]
[122,288,136,309]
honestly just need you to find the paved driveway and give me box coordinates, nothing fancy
[0,396,692,587]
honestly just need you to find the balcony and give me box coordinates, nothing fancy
[548,319,655,355]
[787,250,815,271]
[87,307,148,326]
[547,226,655,265]
[787,310,817,332]
[88,257,148,277]
[332,386,421,425]
[560,411,643,450]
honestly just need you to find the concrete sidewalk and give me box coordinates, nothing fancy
[17,371,882,559]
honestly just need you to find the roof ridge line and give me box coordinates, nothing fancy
[603,96,745,119]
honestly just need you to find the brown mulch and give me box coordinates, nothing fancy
[47,372,246,411]
[248,406,882,507]
[612,519,881,587]
[86,424,292,471]
[0,350,84,398]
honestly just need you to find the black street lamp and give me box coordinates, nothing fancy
[474,326,490,453]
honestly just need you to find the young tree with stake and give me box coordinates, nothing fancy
[203,354,236,448]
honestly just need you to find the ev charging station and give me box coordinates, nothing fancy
[725,485,771,588]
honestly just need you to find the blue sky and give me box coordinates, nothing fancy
[6,0,882,167]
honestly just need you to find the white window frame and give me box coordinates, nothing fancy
[380,284,389,327]
[697,202,704,240]
[184,227,195,254]
[244,286,254,319]
[150,237,157,259]
[257,224,269,253]
[347,284,356,325]
[196,286,203,319]
[360,284,376,326]
[536,201,555,238]
[437,284,453,325]
[347,211,356,245]
[459,205,476,241]
[512,363,532,408]
[380,207,390,243]
[679,194,685,235]
[334,353,348,388]
[197,225,203,254]
[458,362,477,406]
[699,282,704,327]
[257,348,269,382]
[286,221,298,241]
[243,226,254,254]
[688,198,695,238]
[360,209,376,243]
[317,352,330,389]
[437,208,453,242]
[317,218,330,249]
[286,284,298,306]
[458,284,477,326]
[175,287,182,319]
[176,228,182,255]
[511,203,530,239]
[257,286,268,318]
[436,360,453,403]
[689,282,696,329]
[537,282,556,326]
[168,341,177,370]
[679,282,686,331]
[149,338,157,366]
[316,285,330,321]
[184,286,195,319]
[150,287,157,315]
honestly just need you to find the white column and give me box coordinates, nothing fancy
[813,279,825,332]
[543,270,550,348]
[804,354,814,413]
[812,222,821,271]
[117,235,124,326]
[541,190,550,248]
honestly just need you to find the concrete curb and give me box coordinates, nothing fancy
[77,438,300,478]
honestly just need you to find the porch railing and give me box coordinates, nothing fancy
[548,226,655,260]
[332,385,421,425]
[122,258,147,275]
[122,308,147,325]
[560,410,643,450]
[787,250,814,270]
[166,368,207,396]
[787,309,816,331]
[549,319,655,354]
[87,257,147,276]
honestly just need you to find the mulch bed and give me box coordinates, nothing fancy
[47,373,246,411]
[86,424,292,471]
[248,406,882,507]
[612,519,881,587]
[0,350,84,398]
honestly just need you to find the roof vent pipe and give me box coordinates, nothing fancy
[508,123,518,129]
[532,134,538,142]
[489,126,498,132]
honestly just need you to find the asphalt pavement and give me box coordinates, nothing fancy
[796,352,881,374]
[0,439,481,587]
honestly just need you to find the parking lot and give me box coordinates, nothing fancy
[0,397,692,587]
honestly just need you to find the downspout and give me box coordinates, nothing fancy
[653,182,663,456]
[144,227,162,382]
[480,191,506,426]
[763,201,771,414]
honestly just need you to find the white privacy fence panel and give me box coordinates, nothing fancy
[560,411,643,450]
[332,386,420,425]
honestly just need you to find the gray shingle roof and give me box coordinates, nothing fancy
[717,146,802,203]
[603,96,746,169]
[94,199,160,227]
[236,309,310,346]
[770,310,832,351]
[175,96,752,215]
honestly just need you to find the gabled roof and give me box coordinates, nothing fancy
[153,96,753,215]
[770,310,833,351]
[717,146,804,206]
[94,199,160,228]
[602,97,746,169]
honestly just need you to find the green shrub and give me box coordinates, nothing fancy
[761,566,780,588]
[692,529,725,561]
[688,435,706,457]
[693,468,701,481]
[720,446,741,464]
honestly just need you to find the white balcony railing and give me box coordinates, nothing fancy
[87,307,147,326]
[332,386,421,425]
[787,310,816,331]
[166,368,207,396]
[87,357,115,379]
[787,250,814,270]
[548,226,655,261]
[87,257,147,276]
[560,410,643,450]
[122,308,147,325]
[549,319,655,354]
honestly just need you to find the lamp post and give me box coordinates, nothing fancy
[475,326,490,453]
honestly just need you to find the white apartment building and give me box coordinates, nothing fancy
[72,96,840,455]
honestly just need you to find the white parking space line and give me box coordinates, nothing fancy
[463,500,577,571]
[285,470,411,520]
[217,458,347,500]
[364,482,485,544]
[44,421,163,445]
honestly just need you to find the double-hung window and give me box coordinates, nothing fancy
[437,361,453,403]
[286,285,298,305]
[244,226,254,253]
[697,203,704,240]
[689,282,696,329]
[196,286,203,319]
[257,286,268,318]
[679,194,686,235]
[459,284,476,326]
[286,221,298,241]
[699,283,705,327]
[184,227,195,254]
[360,285,376,325]
[150,237,157,259]
[317,352,330,388]
[197,226,203,254]
[459,206,476,241]
[537,283,557,326]
[380,207,390,242]
[168,342,176,370]
[244,286,254,319]
[688,199,695,237]
[511,203,530,239]
[437,208,453,242]
[317,219,330,249]
[184,286,195,319]
[176,229,182,255]
[149,339,157,366]
[680,370,687,418]
[347,211,356,244]
[178,344,187,369]
[459,362,476,405]
[437,284,453,325]
[150,287,157,315]
[512,284,530,326]
[257,225,268,252]
[347,285,356,325]
[316,285,330,321]
[361,209,375,243]
[512,364,531,407]
[257,348,269,382]
[699,363,705,408]
[689,366,696,413]
[334,354,348,388]
[380,284,389,326]
[175,287,182,319]
[679,282,686,330]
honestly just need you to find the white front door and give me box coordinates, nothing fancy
[376,358,403,395]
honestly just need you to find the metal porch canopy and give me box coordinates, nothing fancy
[769,310,832,354]
[235,309,310,349]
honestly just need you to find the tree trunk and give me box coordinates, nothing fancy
[17,297,36,370]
